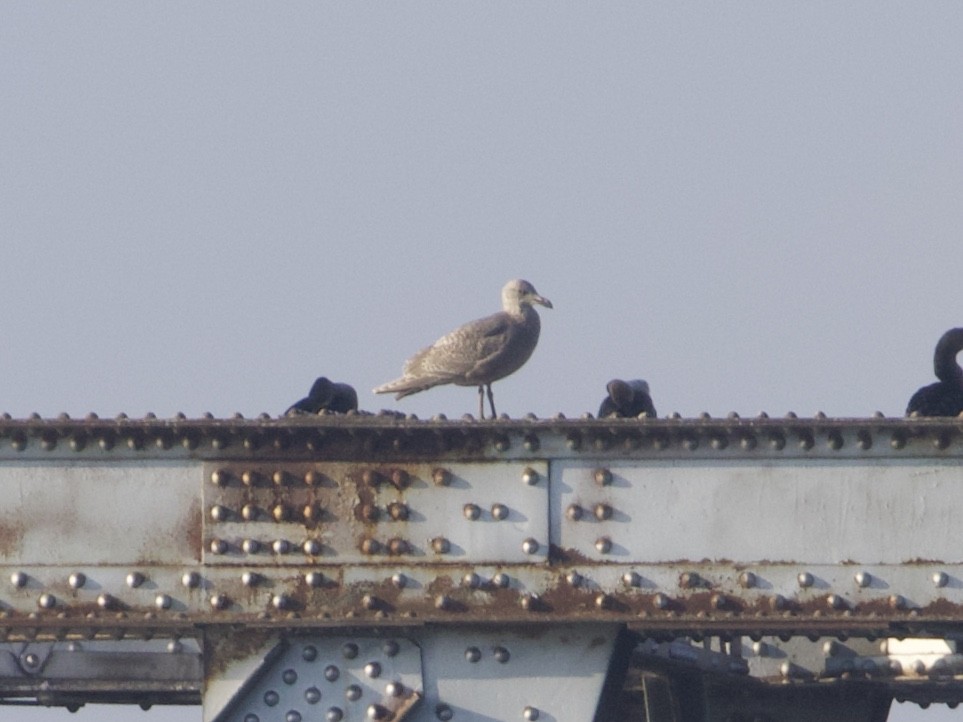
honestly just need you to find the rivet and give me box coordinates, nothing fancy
[241,470,261,487]
[710,593,726,610]
[827,593,846,610]
[594,503,613,521]
[797,571,814,588]
[342,642,359,659]
[305,571,325,588]
[780,661,793,678]
[273,539,291,554]
[210,593,229,610]
[595,593,612,610]
[769,433,786,450]
[491,503,509,520]
[566,571,583,588]
[364,661,382,678]
[387,537,409,555]
[493,646,510,663]
[798,433,814,450]
[710,435,728,450]
[287,712,302,722]
[38,593,56,609]
[209,504,230,523]
[11,435,26,451]
[361,538,381,555]
[96,593,114,610]
[566,504,584,521]
[933,571,949,588]
[210,539,228,555]
[383,640,400,657]
[241,504,259,521]
[521,467,539,485]
[434,594,451,610]
[272,594,291,610]
[889,594,907,610]
[304,470,323,487]
[827,431,843,450]
[242,571,261,587]
[362,470,380,487]
[367,704,389,720]
[752,641,767,656]
[594,468,612,486]
[622,571,640,587]
[465,646,481,662]
[70,435,86,452]
[154,594,172,609]
[680,571,700,589]
[324,665,340,682]
[181,571,200,589]
[463,572,481,589]
[263,691,279,707]
[431,537,450,554]
[303,503,321,522]
[492,573,510,588]
[435,704,453,721]
[682,436,698,451]
[934,433,951,450]
[10,572,27,588]
[210,469,231,487]
[272,504,290,522]
[68,573,86,589]
[387,501,409,521]
[303,539,322,556]
[595,537,612,554]
[242,539,261,554]
[738,571,756,589]
[825,639,839,658]
[390,469,410,489]
[493,436,510,452]
[432,468,451,486]
[272,470,291,487]
[520,593,539,610]
[126,572,145,589]
[327,707,345,722]
[740,435,757,450]
[359,503,380,522]
[523,705,540,720]
[891,433,906,450]
[566,433,582,450]
[855,571,872,588]
[345,685,362,701]
[391,573,407,589]
[523,434,539,451]
[463,503,481,521]
[856,430,872,450]
[522,538,539,554]
[653,593,671,610]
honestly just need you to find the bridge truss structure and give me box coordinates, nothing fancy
[0,413,961,721]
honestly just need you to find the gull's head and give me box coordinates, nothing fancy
[502,279,553,313]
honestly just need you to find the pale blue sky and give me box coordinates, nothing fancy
[3,3,963,720]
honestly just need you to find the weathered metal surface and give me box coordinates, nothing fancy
[0,415,961,714]
[553,459,963,564]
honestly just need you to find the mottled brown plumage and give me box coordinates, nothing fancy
[374,279,552,418]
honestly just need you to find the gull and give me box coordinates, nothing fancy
[374,279,552,419]
[906,328,963,417]
[285,377,358,415]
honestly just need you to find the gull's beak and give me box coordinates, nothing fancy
[532,293,553,309]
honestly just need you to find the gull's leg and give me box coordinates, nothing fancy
[477,385,485,419]
[486,384,497,419]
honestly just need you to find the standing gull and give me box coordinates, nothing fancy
[374,279,553,419]
[906,328,963,417]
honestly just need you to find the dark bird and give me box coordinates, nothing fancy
[285,377,358,415]
[906,328,963,417]
[598,379,657,419]
[374,279,553,419]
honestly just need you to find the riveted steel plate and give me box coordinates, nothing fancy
[0,462,200,566]
[417,623,620,721]
[553,459,963,564]
[213,636,423,722]
[203,462,549,565]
